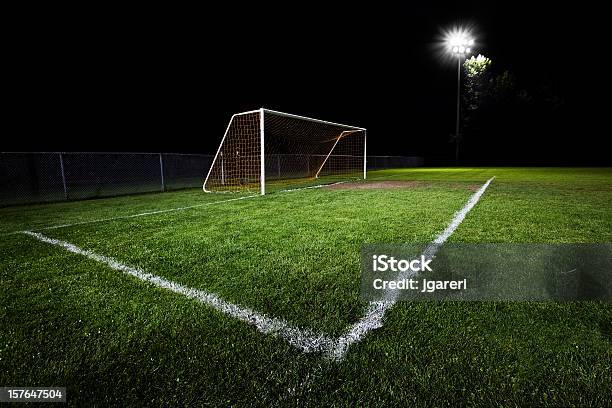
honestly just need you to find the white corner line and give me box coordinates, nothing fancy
[19,176,495,361]
[328,176,495,360]
[22,230,335,354]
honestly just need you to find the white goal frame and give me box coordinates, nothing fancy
[203,108,367,195]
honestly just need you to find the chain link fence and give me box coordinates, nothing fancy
[367,155,424,170]
[0,152,422,206]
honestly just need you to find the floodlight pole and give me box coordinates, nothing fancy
[455,55,461,164]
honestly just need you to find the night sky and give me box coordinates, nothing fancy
[7,3,607,165]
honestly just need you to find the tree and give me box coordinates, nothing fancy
[463,54,492,132]
[451,55,492,163]
[457,55,565,164]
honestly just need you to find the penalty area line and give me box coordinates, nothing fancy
[22,230,335,354]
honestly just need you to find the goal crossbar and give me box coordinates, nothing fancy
[262,109,366,131]
[203,108,366,195]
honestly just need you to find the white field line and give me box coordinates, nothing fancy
[33,195,258,231]
[328,176,495,360]
[9,182,346,235]
[22,230,335,354]
[278,181,347,193]
[20,177,494,360]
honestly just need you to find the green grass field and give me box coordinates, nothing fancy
[1,168,611,406]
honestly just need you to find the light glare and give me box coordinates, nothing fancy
[435,23,479,64]
[445,27,474,55]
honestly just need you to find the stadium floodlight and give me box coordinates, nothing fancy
[445,27,475,162]
[203,109,367,195]
[447,30,473,56]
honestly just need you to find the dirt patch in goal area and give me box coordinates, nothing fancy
[324,180,481,191]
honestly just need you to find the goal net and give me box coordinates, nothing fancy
[203,109,366,194]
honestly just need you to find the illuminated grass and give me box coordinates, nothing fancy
[1,167,611,406]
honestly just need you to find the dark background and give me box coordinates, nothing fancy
[5,3,608,165]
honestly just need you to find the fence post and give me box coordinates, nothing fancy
[159,153,165,192]
[59,152,69,200]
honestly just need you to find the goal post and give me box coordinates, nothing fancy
[203,108,366,195]
[259,108,265,196]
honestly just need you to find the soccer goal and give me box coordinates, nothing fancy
[203,108,366,195]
